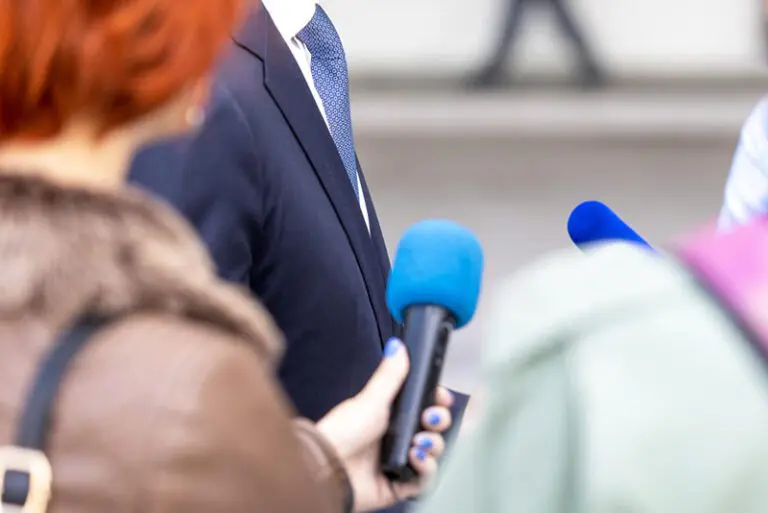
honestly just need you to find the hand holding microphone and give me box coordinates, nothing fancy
[567,200,655,251]
[316,338,453,511]
[316,219,483,512]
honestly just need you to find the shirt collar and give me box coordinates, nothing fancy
[261,0,318,41]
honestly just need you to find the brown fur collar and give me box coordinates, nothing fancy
[0,173,282,362]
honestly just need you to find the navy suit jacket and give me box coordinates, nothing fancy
[129,8,467,510]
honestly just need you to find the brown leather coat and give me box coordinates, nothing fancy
[0,174,346,513]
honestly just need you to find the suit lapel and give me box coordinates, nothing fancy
[359,167,399,338]
[232,7,392,345]
[358,164,392,282]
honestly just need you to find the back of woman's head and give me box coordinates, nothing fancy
[0,0,242,143]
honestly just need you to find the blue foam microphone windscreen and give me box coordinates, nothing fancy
[567,200,653,250]
[387,220,484,328]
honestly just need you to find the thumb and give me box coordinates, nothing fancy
[360,338,410,405]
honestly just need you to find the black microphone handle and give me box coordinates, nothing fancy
[380,305,454,482]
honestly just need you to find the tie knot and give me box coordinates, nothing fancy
[297,5,345,60]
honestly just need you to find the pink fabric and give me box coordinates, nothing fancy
[676,218,768,350]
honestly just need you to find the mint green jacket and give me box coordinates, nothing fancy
[419,244,768,513]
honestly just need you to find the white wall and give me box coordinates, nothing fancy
[323,0,766,77]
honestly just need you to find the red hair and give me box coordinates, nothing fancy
[0,0,244,142]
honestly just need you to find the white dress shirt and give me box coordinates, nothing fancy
[718,97,768,231]
[261,0,370,230]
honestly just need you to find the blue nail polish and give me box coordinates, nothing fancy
[415,449,426,462]
[418,438,433,450]
[384,338,400,357]
[428,413,441,426]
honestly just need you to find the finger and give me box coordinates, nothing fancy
[390,480,422,502]
[388,449,439,501]
[422,406,452,433]
[413,431,445,459]
[435,386,454,408]
[359,338,409,404]
[409,447,439,479]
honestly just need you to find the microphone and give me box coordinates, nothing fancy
[567,200,653,250]
[380,219,484,483]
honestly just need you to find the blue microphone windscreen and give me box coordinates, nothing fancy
[567,201,651,248]
[387,220,484,329]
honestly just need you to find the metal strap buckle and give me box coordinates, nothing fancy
[0,446,52,513]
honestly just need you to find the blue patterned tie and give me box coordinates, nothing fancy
[297,5,359,198]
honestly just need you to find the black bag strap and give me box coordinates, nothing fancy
[1,316,113,513]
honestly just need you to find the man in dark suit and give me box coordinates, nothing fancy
[129,2,468,509]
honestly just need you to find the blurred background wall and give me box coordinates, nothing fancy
[326,0,765,79]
